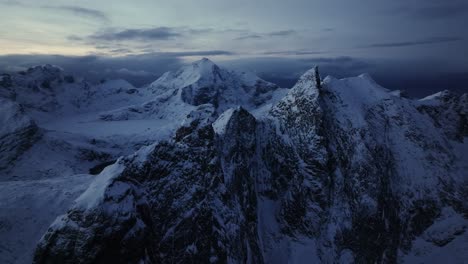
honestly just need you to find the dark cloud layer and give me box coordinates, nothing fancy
[0,54,466,97]
[235,34,263,40]
[393,0,468,20]
[262,51,326,56]
[0,0,23,6]
[267,30,297,37]
[235,29,297,40]
[0,53,182,86]
[359,36,463,48]
[223,56,468,97]
[148,50,236,57]
[90,27,181,41]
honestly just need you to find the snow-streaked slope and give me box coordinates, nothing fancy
[259,70,468,263]
[33,65,468,263]
[417,89,468,142]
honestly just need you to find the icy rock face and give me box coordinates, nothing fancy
[263,67,329,237]
[33,162,156,264]
[0,73,15,99]
[2,65,70,114]
[0,98,39,169]
[34,65,468,263]
[10,64,66,92]
[35,106,263,263]
[417,90,468,141]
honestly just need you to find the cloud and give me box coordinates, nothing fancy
[0,0,23,6]
[414,5,468,19]
[234,29,297,40]
[0,50,235,85]
[235,34,263,40]
[187,28,214,34]
[98,48,235,57]
[392,1,468,20]
[359,36,463,48]
[67,35,84,41]
[224,56,374,80]
[148,50,236,57]
[108,48,134,54]
[261,50,325,56]
[1,54,466,97]
[90,27,181,41]
[267,30,297,37]
[42,5,109,22]
[115,68,154,77]
[0,53,181,86]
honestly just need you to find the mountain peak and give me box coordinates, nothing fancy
[150,58,227,92]
[296,65,322,89]
[198,57,214,64]
[189,57,220,74]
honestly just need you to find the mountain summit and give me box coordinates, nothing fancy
[100,59,283,123]
[149,58,280,110]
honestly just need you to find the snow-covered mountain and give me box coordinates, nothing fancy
[0,65,150,121]
[1,59,467,263]
[99,57,283,122]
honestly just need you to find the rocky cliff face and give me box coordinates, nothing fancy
[33,62,468,263]
[34,105,262,263]
[417,90,468,141]
[0,98,40,170]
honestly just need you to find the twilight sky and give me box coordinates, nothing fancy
[1,0,467,96]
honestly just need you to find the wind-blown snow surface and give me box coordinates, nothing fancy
[26,61,468,263]
[0,59,287,263]
[0,174,93,264]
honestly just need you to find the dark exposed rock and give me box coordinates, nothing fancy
[0,98,40,170]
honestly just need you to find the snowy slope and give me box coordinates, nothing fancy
[0,65,166,180]
[0,174,93,264]
[400,206,468,264]
[32,63,468,263]
[1,66,150,122]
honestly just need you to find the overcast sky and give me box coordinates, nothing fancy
[1,0,467,96]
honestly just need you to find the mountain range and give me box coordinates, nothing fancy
[0,58,467,264]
